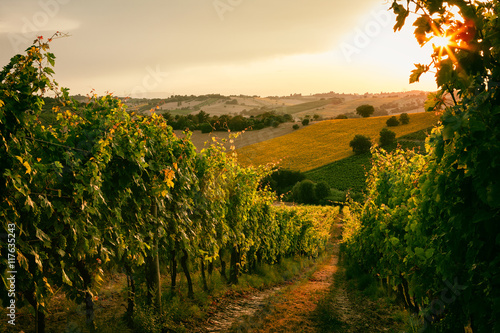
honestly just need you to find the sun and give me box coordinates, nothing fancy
[432,35,453,49]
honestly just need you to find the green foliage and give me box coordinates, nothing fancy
[399,113,410,125]
[349,134,372,154]
[0,38,339,329]
[292,180,317,204]
[314,181,331,202]
[386,116,399,127]
[292,124,300,130]
[263,168,306,197]
[302,119,310,126]
[335,114,348,119]
[199,122,212,133]
[344,1,500,331]
[379,128,396,146]
[355,104,375,118]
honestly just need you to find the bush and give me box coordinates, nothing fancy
[379,128,396,146]
[302,119,310,126]
[292,124,300,130]
[199,122,212,133]
[292,180,316,204]
[263,169,306,196]
[315,181,331,201]
[386,116,399,127]
[399,113,410,124]
[349,135,372,154]
[335,114,348,119]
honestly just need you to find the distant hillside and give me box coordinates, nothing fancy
[122,91,429,120]
[236,112,439,172]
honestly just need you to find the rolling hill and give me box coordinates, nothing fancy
[235,112,439,172]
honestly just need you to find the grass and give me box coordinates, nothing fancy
[236,112,439,172]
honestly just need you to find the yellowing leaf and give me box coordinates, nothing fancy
[23,161,31,174]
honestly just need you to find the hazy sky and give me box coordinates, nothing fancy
[0,0,438,97]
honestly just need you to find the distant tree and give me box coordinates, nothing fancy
[335,114,348,119]
[349,134,372,154]
[386,116,400,127]
[292,180,317,204]
[315,182,331,202]
[283,114,293,122]
[225,99,238,105]
[302,119,310,126]
[379,128,396,146]
[356,104,375,118]
[196,110,210,124]
[200,123,212,134]
[292,124,300,130]
[399,113,410,124]
[313,114,321,121]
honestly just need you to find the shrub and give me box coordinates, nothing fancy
[315,181,331,201]
[379,128,396,146]
[200,122,212,133]
[399,113,410,124]
[386,116,399,127]
[292,124,300,130]
[349,135,372,154]
[292,180,317,204]
[263,169,306,196]
[302,119,310,126]
[335,114,348,119]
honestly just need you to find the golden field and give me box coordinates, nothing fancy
[236,112,440,172]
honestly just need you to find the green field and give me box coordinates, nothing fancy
[305,127,433,196]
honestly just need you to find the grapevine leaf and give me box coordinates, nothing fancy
[413,15,432,45]
[391,1,409,31]
[410,64,429,83]
[436,59,454,87]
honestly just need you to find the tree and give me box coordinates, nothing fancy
[292,180,316,204]
[379,128,396,146]
[302,119,309,126]
[315,182,331,202]
[200,122,212,133]
[399,112,410,124]
[349,135,372,154]
[386,116,399,127]
[292,124,300,130]
[356,104,374,117]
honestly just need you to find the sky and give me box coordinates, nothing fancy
[0,0,439,98]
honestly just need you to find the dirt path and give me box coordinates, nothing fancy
[197,222,405,333]
[252,250,339,332]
